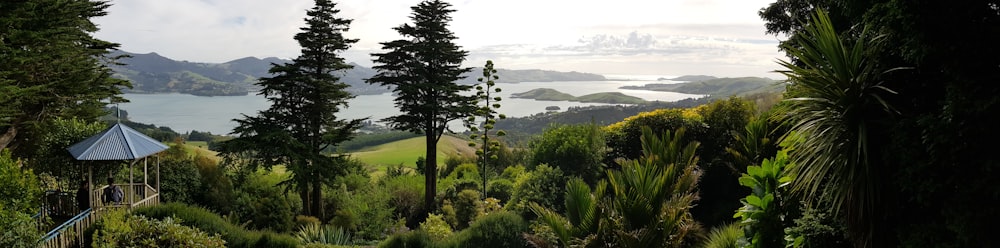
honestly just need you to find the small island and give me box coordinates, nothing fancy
[621,77,782,99]
[511,88,647,104]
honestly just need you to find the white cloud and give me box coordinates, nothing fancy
[94,0,784,76]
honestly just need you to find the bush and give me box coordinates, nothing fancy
[157,156,203,204]
[90,209,225,248]
[0,205,42,248]
[0,149,42,213]
[454,189,482,229]
[529,123,606,184]
[378,229,433,248]
[506,164,566,215]
[133,203,299,248]
[420,213,453,241]
[444,211,528,248]
[296,223,353,246]
[486,179,514,203]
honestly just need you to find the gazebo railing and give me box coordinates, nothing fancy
[39,208,99,248]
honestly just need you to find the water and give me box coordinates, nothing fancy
[118,79,700,135]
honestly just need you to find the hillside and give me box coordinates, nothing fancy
[511,88,647,104]
[111,51,608,96]
[661,75,718,82]
[348,135,475,169]
[621,77,784,99]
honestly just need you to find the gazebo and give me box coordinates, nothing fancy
[67,122,169,209]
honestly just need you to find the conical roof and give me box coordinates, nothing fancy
[67,123,169,160]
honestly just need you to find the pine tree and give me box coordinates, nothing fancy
[367,0,475,213]
[0,0,130,151]
[219,0,362,219]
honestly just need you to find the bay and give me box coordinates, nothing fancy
[118,79,700,135]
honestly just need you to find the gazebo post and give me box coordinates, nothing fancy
[88,164,93,209]
[156,156,160,202]
[129,160,135,207]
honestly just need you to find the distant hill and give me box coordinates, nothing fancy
[111,51,608,96]
[660,75,718,82]
[621,77,784,99]
[511,88,646,104]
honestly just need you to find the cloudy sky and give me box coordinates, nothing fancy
[94,0,786,78]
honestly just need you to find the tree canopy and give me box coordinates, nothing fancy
[219,0,363,220]
[367,0,474,213]
[0,0,130,152]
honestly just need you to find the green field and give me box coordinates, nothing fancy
[349,135,474,170]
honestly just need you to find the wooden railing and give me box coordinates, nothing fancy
[39,208,99,248]
[38,183,159,248]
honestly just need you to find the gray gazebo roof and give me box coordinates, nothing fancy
[67,123,169,160]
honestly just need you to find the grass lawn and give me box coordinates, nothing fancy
[349,135,475,173]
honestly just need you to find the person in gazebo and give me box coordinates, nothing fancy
[102,177,124,205]
[76,180,90,212]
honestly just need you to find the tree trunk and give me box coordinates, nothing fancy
[0,125,17,151]
[312,176,324,220]
[299,183,312,216]
[424,130,437,213]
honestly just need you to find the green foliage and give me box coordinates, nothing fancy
[24,118,107,189]
[453,189,482,229]
[193,153,236,214]
[381,174,424,222]
[604,108,707,164]
[734,149,795,248]
[420,213,453,241]
[784,205,849,248]
[296,223,354,246]
[133,203,300,248]
[529,124,606,184]
[367,0,475,212]
[219,0,363,219]
[700,223,743,248]
[506,164,566,216]
[0,149,42,214]
[1,0,130,151]
[528,178,602,247]
[604,127,703,247]
[157,143,204,204]
[466,60,507,199]
[442,211,528,248]
[776,10,894,247]
[0,204,42,248]
[378,229,433,248]
[486,179,514,203]
[326,181,395,241]
[234,180,295,233]
[90,209,226,248]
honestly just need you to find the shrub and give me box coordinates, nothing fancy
[487,179,514,203]
[444,211,528,248]
[529,124,606,184]
[296,215,322,230]
[378,229,433,248]
[0,205,41,248]
[133,203,299,248]
[157,157,203,204]
[90,209,225,248]
[420,213,453,241]
[506,164,566,215]
[701,223,743,248]
[0,150,42,213]
[454,189,482,229]
[296,223,353,246]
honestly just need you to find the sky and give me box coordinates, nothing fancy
[93,0,787,78]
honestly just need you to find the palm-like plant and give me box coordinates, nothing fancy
[530,178,604,247]
[529,127,703,248]
[605,127,702,248]
[776,10,897,247]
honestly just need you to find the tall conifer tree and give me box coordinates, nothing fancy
[0,0,129,151]
[367,0,474,213]
[220,0,362,219]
